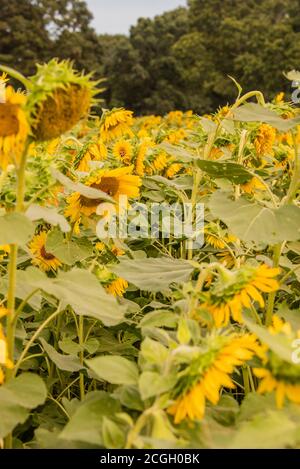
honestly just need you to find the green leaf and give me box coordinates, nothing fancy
[244,319,294,363]
[60,391,119,445]
[230,410,298,449]
[0,373,47,438]
[209,191,300,244]
[102,417,126,449]
[196,160,253,184]
[40,338,83,372]
[86,355,139,385]
[0,213,34,245]
[139,310,178,329]
[232,103,300,131]
[26,204,70,232]
[51,168,114,203]
[112,257,194,292]
[45,230,93,265]
[139,372,175,400]
[30,269,125,326]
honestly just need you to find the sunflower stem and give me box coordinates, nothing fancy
[78,315,85,400]
[4,144,28,449]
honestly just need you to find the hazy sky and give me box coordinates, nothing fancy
[86,0,187,34]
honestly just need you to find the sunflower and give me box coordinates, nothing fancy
[100,108,134,142]
[241,177,266,194]
[0,244,10,262]
[166,129,186,144]
[152,151,168,172]
[165,163,182,179]
[168,333,262,423]
[106,277,128,297]
[0,83,30,169]
[28,59,101,141]
[65,166,141,223]
[199,264,280,327]
[0,324,14,384]
[205,231,227,249]
[113,140,133,165]
[75,140,107,171]
[29,231,62,272]
[135,142,147,176]
[254,124,276,156]
[253,316,300,408]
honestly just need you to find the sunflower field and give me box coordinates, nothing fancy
[0,60,300,450]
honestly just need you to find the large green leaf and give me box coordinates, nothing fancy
[209,191,300,244]
[0,373,47,438]
[51,168,114,203]
[232,103,300,131]
[196,160,252,184]
[139,372,175,400]
[86,355,139,385]
[244,319,294,363]
[40,338,84,372]
[21,268,125,326]
[26,204,70,233]
[112,257,194,292]
[59,391,119,445]
[0,213,34,245]
[45,230,93,265]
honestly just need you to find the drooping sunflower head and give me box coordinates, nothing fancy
[100,108,134,142]
[105,277,128,297]
[198,264,280,328]
[29,231,62,272]
[27,59,103,141]
[254,316,300,408]
[254,124,276,156]
[0,77,30,169]
[168,332,262,423]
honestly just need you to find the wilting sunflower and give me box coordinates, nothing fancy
[113,140,133,165]
[65,166,141,223]
[75,140,107,172]
[28,59,101,141]
[254,124,276,156]
[205,230,227,250]
[165,163,182,179]
[168,333,262,423]
[241,177,266,194]
[152,151,168,172]
[106,277,128,297]
[0,324,13,384]
[100,108,134,142]
[199,264,280,327]
[29,231,62,272]
[254,316,300,408]
[0,78,30,169]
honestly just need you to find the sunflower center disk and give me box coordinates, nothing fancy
[40,245,55,260]
[93,178,120,197]
[0,103,20,137]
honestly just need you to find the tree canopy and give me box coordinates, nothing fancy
[1,0,299,114]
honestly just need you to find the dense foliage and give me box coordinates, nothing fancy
[1,0,300,114]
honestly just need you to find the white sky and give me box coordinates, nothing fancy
[86,0,187,34]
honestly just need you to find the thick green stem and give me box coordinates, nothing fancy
[78,315,85,400]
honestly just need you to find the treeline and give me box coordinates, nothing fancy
[1,0,300,114]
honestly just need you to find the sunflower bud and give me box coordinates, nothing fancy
[27,59,103,142]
